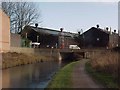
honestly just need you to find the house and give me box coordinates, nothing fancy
[0,9,10,52]
[21,25,78,49]
[78,27,119,49]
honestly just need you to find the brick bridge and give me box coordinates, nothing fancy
[58,48,109,61]
[10,47,109,61]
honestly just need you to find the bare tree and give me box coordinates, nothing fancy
[2,2,41,33]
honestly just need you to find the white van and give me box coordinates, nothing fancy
[69,45,80,49]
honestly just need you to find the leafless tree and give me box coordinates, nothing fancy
[2,2,41,33]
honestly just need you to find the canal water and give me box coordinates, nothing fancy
[2,60,69,88]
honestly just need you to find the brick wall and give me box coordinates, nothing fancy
[10,47,60,60]
[10,33,21,47]
[109,33,119,48]
[64,37,79,48]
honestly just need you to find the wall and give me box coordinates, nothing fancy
[0,10,2,52]
[0,9,10,52]
[10,47,60,60]
[10,33,21,47]
[109,33,119,48]
[64,37,79,48]
[118,36,120,47]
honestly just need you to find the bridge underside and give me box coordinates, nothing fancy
[60,52,85,61]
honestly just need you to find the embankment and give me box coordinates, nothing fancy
[2,47,60,69]
[47,61,79,88]
[85,50,119,88]
[2,52,51,69]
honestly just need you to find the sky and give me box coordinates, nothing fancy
[34,2,118,33]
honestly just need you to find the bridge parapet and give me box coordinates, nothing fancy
[59,48,111,60]
[59,48,110,52]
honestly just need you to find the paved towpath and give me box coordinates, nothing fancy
[72,59,104,88]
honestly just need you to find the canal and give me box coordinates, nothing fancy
[2,60,69,88]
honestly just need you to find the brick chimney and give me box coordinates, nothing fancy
[60,28,63,32]
[35,23,38,28]
[114,30,116,33]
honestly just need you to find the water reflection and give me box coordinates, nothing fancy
[2,61,63,88]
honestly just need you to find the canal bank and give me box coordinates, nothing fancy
[2,52,53,69]
[2,48,61,69]
[47,61,79,88]
[2,49,74,88]
[2,48,82,69]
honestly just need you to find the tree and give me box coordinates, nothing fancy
[2,2,41,33]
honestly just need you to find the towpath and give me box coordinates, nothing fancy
[72,59,104,88]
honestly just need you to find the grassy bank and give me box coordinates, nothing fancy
[85,62,119,88]
[85,51,119,88]
[47,61,79,88]
[2,52,52,69]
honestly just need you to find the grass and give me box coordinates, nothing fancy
[90,51,118,76]
[47,61,79,88]
[85,61,119,88]
[2,52,51,69]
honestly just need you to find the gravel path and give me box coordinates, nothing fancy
[72,59,104,88]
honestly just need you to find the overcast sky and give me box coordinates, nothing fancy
[34,2,118,33]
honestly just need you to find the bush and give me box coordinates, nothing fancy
[21,38,31,47]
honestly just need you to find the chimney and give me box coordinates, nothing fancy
[106,27,109,31]
[96,24,99,28]
[35,23,38,28]
[60,28,63,32]
[114,30,116,33]
[110,27,112,34]
[78,31,80,35]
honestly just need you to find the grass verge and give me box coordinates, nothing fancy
[85,61,119,88]
[2,52,51,69]
[47,61,79,88]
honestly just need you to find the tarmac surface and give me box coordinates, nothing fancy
[72,59,105,89]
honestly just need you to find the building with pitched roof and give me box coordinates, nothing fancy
[78,27,119,49]
[21,25,78,48]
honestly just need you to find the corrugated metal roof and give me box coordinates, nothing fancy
[31,26,75,37]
